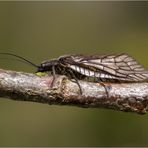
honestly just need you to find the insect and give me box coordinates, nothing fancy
[0,53,148,95]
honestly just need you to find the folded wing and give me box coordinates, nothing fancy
[67,54,148,82]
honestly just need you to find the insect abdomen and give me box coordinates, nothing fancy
[69,64,148,82]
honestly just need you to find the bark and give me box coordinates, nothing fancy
[0,68,148,114]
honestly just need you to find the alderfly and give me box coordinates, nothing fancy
[1,53,148,95]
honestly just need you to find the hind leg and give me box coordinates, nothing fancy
[99,78,111,98]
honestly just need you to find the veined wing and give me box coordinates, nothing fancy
[67,54,148,82]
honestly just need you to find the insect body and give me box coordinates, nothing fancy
[37,53,148,95]
[1,53,148,95]
[38,54,148,82]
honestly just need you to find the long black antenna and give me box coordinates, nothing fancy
[0,52,39,68]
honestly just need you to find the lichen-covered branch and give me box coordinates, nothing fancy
[0,68,148,114]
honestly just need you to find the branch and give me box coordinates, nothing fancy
[0,68,148,114]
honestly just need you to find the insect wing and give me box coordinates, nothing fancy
[69,54,148,82]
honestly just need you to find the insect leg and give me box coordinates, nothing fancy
[99,78,111,98]
[51,65,56,87]
[68,70,83,95]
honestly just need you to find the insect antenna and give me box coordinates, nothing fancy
[0,52,39,68]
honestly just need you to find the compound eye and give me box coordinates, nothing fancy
[59,57,63,61]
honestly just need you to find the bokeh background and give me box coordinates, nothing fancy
[0,1,148,146]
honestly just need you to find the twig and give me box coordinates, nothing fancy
[0,68,148,114]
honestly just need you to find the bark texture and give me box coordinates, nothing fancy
[0,68,148,114]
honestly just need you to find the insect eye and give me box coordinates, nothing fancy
[59,57,63,60]
[59,58,64,62]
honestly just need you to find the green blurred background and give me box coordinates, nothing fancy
[0,1,148,146]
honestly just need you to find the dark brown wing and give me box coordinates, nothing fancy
[65,54,148,82]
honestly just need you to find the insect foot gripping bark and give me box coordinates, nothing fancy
[1,53,148,97]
